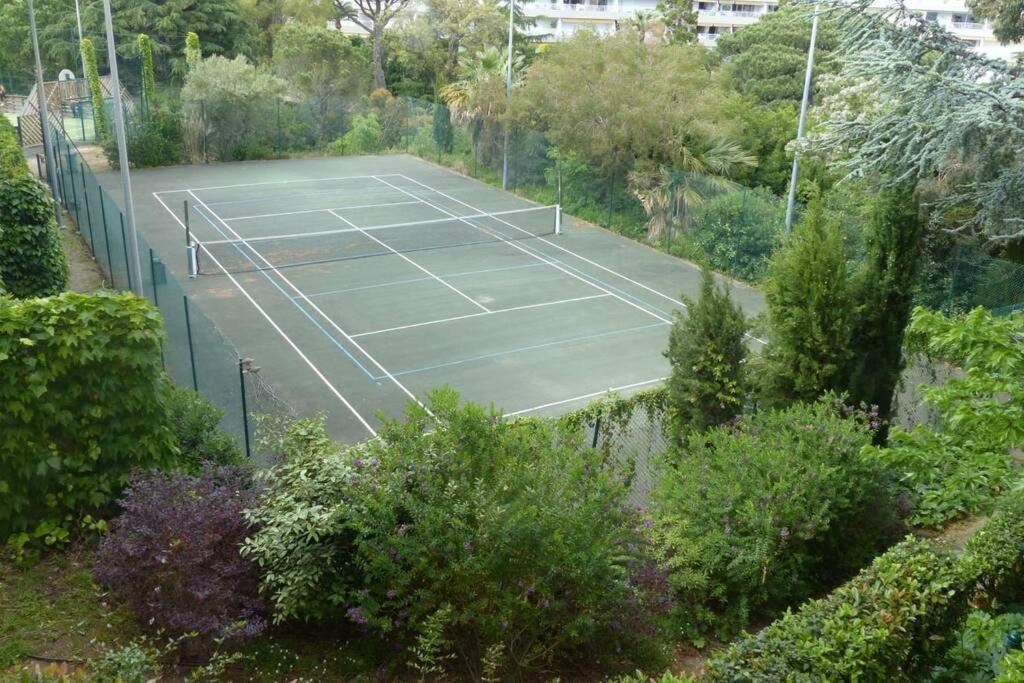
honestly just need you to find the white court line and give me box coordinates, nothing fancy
[199,204,556,246]
[226,200,422,222]
[151,191,377,437]
[506,377,667,417]
[154,172,404,194]
[372,175,673,325]
[397,173,768,346]
[352,293,612,338]
[327,209,490,314]
[185,190,427,410]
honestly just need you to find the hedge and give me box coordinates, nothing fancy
[0,116,28,179]
[0,173,69,297]
[0,291,175,543]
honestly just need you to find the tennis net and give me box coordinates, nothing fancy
[190,204,561,276]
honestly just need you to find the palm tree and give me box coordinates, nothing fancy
[628,140,756,243]
[625,10,659,43]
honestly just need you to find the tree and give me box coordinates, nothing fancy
[967,0,1024,43]
[846,184,922,434]
[137,34,156,117]
[665,266,748,441]
[656,0,697,44]
[759,195,855,407]
[81,39,107,138]
[273,24,372,143]
[715,4,838,105]
[185,32,201,73]
[441,46,521,165]
[810,0,1024,245]
[335,0,412,90]
[518,32,733,178]
[0,175,69,298]
[432,101,454,153]
[628,142,754,243]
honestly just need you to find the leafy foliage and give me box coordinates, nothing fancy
[688,187,784,282]
[0,174,69,298]
[651,398,894,640]
[103,105,186,169]
[846,184,923,429]
[866,307,1024,527]
[665,267,748,441]
[94,466,265,653]
[704,536,970,681]
[0,292,174,543]
[0,117,28,180]
[328,112,381,154]
[137,33,156,114]
[932,610,1024,681]
[432,101,454,154]
[164,386,242,473]
[80,39,107,138]
[243,389,672,676]
[968,0,1024,44]
[758,195,855,406]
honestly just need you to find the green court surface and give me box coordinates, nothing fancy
[119,154,766,443]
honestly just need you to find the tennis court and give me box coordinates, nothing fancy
[125,154,765,443]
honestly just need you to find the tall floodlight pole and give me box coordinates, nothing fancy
[74,0,85,74]
[27,0,64,227]
[102,0,145,296]
[784,3,820,233]
[502,0,514,191]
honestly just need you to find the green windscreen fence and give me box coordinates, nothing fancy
[50,128,283,459]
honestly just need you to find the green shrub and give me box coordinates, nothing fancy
[0,174,69,298]
[650,398,895,640]
[929,611,1024,681]
[961,490,1024,603]
[327,113,381,155]
[432,102,454,154]
[104,107,185,169]
[164,386,242,472]
[689,188,784,282]
[0,292,174,544]
[665,266,748,441]
[705,536,971,681]
[243,389,673,676]
[0,117,27,179]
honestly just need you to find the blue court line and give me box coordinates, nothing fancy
[371,321,670,380]
[296,262,549,300]
[191,203,379,381]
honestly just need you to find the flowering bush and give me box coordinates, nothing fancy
[650,397,896,640]
[94,466,265,654]
[243,388,673,677]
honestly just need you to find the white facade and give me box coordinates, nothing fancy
[326,0,1022,61]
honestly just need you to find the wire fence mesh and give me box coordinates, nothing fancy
[50,126,294,460]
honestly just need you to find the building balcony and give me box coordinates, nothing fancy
[529,2,621,19]
[698,9,763,24]
[697,32,720,44]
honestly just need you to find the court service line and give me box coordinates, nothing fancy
[154,172,405,194]
[396,173,768,346]
[301,262,547,300]
[351,293,612,338]
[185,190,426,408]
[371,176,673,325]
[505,377,668,417]
[150,191,377,437]
[374,321,669,380]
[226,200,423,222]
[327,209,491,314]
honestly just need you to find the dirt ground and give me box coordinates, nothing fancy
[61,213,106,292]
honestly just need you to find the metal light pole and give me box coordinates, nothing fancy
[74,0,86,75]
[27,0,64,227]
[102,0,145,296]
[784,4,820,234]
[501,0,514,191]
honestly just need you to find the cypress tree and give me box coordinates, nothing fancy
[137,34,156,117]
[81,39,107,138]
[432,102,454,155]
[665,266,748,441]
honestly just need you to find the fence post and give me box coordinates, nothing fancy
[99,193,114,281]
[16,116,23,146]
[201,100,208,164]
[606,173,614,228]
[120,214,132,293]
[592,416,601,449]
[239,359,252,459]
[182,295,199,391]
[276,99,282,154]
[67,148,79,223]
[80,162,95,249]
[149,248,159,307]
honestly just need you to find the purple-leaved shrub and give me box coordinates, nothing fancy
[94,466,265,653]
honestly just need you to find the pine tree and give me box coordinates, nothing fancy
[665,266,748,441]
[432,102,454,154]
[759,195,855,406]
[847,184,922,435]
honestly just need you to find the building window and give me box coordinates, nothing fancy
[925,11,938,21]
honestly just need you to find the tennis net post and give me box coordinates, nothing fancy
[555,204,562,236]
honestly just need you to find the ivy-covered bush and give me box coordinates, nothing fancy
[704,536,971,681]
[650,398,895,639]
[94,466,265,653]
[243,389,673,677]
[0,292,174,543]
[0,173,69,298]
[164,386,242,473]
[866,307,1024,527]
[0,116,28,179]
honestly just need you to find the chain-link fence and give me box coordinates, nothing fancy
[50,127,292,460]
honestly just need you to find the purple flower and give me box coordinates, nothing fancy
[353,459,365,468]
[463,541,472,551]
[386,589,397,598]
[346,607,369,625]
[539,598,550,608]
[642,518,653,528]
[780,527,790,538]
